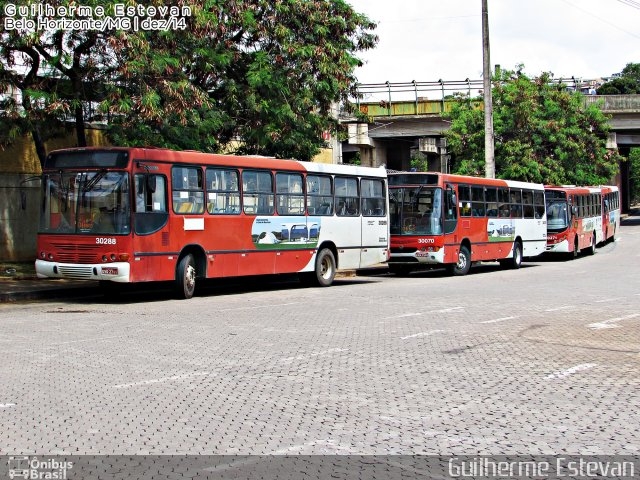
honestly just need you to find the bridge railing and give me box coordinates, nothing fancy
[353,78,640,117]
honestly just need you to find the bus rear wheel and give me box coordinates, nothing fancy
[175,254,196,299]
[447,245,471,276]
[303,248,336,287]
[500,241,522,269]
[587,232,597,255]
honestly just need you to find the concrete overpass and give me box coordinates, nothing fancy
[342,93,640,171]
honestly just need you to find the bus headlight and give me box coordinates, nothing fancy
[110,254,117,261]
[102,255,108,262]
[48,253,54,260]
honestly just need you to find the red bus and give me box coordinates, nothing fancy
[599,185,620,243]
[388,172,547,275]
[545,186,608,257]
[35,147,389,298]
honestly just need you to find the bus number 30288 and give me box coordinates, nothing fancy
[96,238,117,245]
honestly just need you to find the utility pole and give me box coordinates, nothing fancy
[482,0,495,178]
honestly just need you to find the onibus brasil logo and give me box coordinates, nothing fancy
[7,457,73,479]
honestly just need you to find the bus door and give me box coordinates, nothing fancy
[132,171,170,282]
[360,178,387,267]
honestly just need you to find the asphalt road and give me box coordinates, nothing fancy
[0,220,638,456]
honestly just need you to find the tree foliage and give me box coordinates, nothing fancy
[597,62,640,95]
[445,69,620,185]
[0,0,377,166]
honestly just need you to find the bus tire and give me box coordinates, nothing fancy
[447,245,471,276]
[175,254,196,299]
[388,264,413,276]
[570,237,579,259]
[587,232,597,255]
[502,241,522,269]
[304,248,336,287]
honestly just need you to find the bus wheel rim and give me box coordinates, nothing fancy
[186,264,196,289]
[457,252,466,270]
[321,257,332,279]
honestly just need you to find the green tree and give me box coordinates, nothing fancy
[446,69,620,185]
[597,62,640,95]
[0,0,377,166]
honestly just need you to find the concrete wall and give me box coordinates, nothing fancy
[0,174,42,261]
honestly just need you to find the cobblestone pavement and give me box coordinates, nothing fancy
[0,221,638,456]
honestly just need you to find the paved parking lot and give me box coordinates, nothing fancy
[0,219,638,456]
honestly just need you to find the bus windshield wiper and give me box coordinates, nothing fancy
[82,169,107,192]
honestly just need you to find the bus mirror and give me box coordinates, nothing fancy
[146,175,157,193]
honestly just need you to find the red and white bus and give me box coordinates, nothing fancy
[545,185,620,257]
[35,147,389,298]
[388,172,547,275]
[545,186,599,256]
[599,185,620,243]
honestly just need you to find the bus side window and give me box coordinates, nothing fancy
[361,178,386,216]
[306,175,333,215]
[534,190,545,219]
[498,188,510,218]
[335,177,359,217]
[458,185,471,217]
[510,189,522,218]
[172,166,204,214]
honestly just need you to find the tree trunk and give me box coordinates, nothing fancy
[75,103,87,147]
[72,75,87,147]
[31,127,47,169]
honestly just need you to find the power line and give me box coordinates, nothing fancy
[560,0,640,40]
[615,0,640,10]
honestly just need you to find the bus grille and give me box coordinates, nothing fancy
[58,265,95,278]
[52,243,100,264]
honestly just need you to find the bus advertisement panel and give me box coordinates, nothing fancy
[388,172,547,275]
[35,147,389,298]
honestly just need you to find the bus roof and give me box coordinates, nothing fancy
[45,147,387,178]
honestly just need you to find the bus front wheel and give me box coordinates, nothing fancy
[175,254,196,299]
[447,245,471,276]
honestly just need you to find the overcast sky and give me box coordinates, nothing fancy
[346,0,640,85]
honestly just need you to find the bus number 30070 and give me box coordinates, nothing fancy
[96,238,116,245]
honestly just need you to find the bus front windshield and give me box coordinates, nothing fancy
[390,187,443,235]
[39,171,131,235]
[546,199,569,232]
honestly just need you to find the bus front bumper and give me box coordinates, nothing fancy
[390,248,445,265]
[545,239,570,253]
[35,260,131,282]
